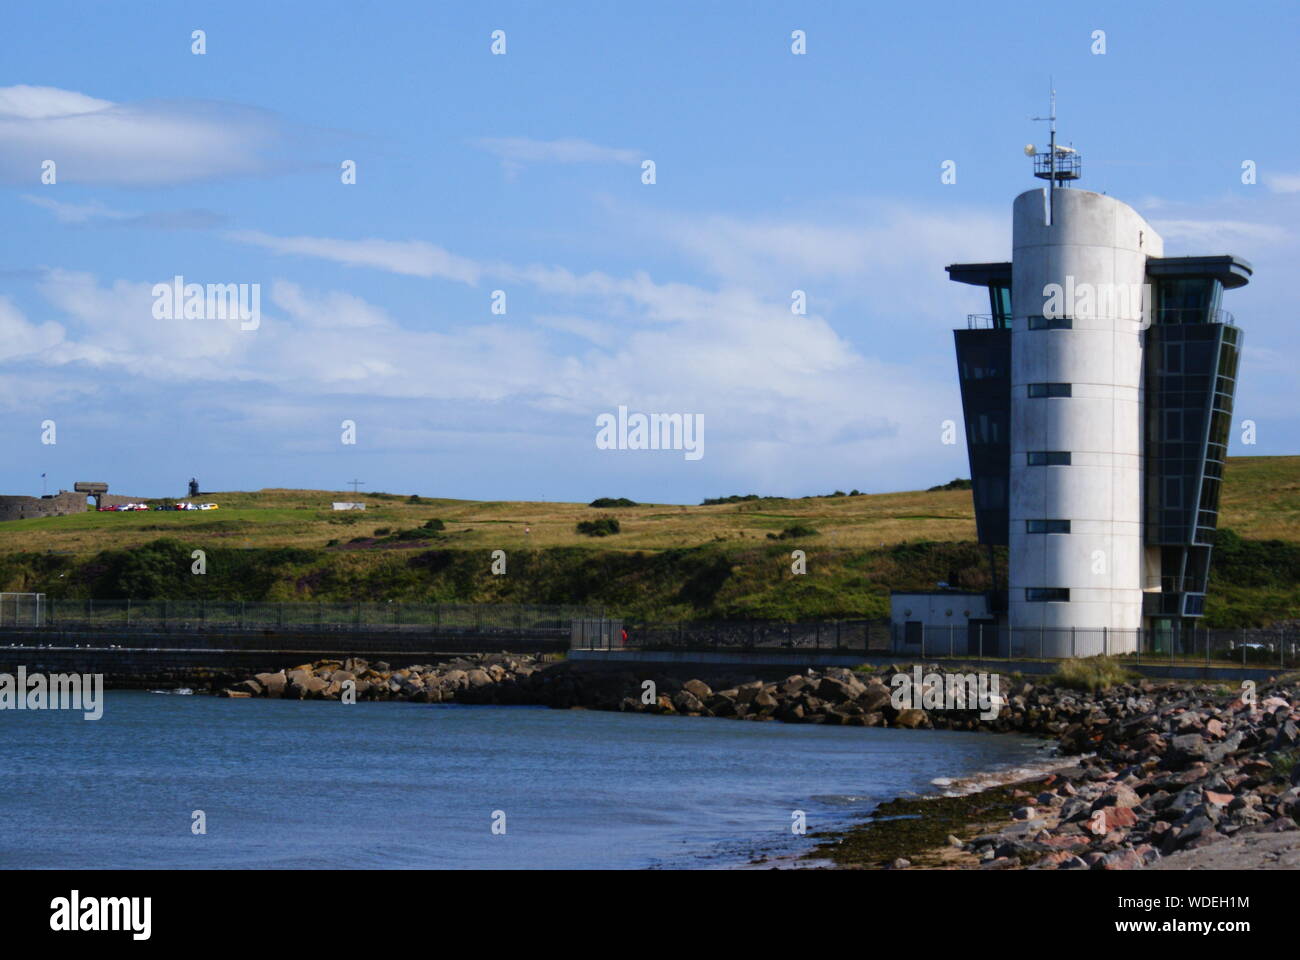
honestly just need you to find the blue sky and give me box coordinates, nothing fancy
[1,1,1296,504]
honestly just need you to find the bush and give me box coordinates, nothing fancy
[1051,657,1139,693]
[927,478,972,491]
[768,524,818,540]
[422,518,446,531]
[589,497,637,508]
[373,527,391,536]
[576,517,621,537]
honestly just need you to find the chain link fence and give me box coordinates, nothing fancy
[572,619,891,653]
[0,593,44,627]
[892,622,1300,668]
[18,599,594,637]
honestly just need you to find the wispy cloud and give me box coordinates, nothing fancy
[22,194,225,229]
[474,136,641,177]
[1266,172,1300,194]
[0,84,302,185]
[227,230,482,284]
[1150,218,1290,247]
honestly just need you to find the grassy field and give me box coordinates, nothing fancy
[0,485,981,555]
[0,456,1296,625]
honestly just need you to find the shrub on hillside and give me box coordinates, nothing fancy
[768,524,819,540]
[927,478,972,491]
[589,497,637,508]
[576,517,621,537]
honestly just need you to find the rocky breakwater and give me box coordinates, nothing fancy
[219,653,543,703]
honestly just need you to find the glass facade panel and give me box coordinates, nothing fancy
[988,283,1012,329]
[1028,382,1071,398]
[954,328,1011,545]
[1155,277,1222,325]
[1145,279,1242,620]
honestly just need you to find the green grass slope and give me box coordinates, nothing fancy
[0,456,1296,626]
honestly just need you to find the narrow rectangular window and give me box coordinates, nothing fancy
[1028,382,1072,398]
[1028,315,1073,330]
[1025,588,1070,602]
[1026,519,1070,533]
[1027,451,1071,466]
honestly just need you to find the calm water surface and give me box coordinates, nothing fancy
[0,691,1053,868]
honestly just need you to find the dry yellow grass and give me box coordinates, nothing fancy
[0,455,1294,558]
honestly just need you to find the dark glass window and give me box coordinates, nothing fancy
[972,478,1006,511]
[1025,588,1070,602]
[1028,382,1071,398]
[1155,278,1222,325]
[968,411,1006,444]
[988,283,1012,329]
[1028,315,1072,330]
[1026,519,1070,533]
[1027,451,1071,466]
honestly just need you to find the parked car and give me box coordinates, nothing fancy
[198,503,219,510]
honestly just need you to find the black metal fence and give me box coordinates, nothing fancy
[22,599,596,636]
[0,593,44,627]
[572,619,890,654]
[893,622,1300,668]
[573,617,1300,668]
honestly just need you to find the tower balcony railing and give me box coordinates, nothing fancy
[1153,308,1236,326]
[966,313,995,329]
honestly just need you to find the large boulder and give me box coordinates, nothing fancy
[683,679,712,700]
[289,675,329,699]
[857,682,893,713]
[254,672,287,698]
[673,691,704,714]
[1092,784,1142,810]
[817,677,857,704]
[894,708,929,729]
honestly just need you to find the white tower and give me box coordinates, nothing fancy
[1009,189,1162,654]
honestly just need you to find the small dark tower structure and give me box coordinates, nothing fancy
[188,478,200,498]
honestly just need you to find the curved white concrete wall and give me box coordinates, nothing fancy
[1009,189,1162,654]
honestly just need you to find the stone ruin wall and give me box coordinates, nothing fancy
[0,491,154,521]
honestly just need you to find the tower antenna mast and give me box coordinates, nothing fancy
[1029,82,1078,224]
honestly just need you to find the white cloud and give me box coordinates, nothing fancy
[22,194,131,224]
[0,85,111,119]
[1150,218,1290,248]
[228,230,482,284]
[22,194,224,230]
[1266,173,1300,194]
[0,296,64,361]
[0,85,299,185]
[33,269,252,377]
[475,136,641,177]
